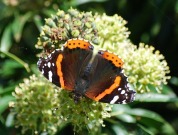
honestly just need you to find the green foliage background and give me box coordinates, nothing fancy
[0,0,178,135]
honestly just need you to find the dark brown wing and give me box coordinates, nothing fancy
[59,47,93,90]
[85,50,136,104]
[37,39,93,91]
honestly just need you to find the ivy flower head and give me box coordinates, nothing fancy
[10,75,61,134]
[10,75,111,134]
[95,13,170,93]
[36,8,99,52]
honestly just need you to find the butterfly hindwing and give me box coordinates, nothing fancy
[84,53,119,98]
[98,73,135,104]
[85,50,135,104]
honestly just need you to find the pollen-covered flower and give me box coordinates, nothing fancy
[124,43,171,93]
[10,75,111,134]
[95,13,130,50]
[10,75,61,134]
[36,8,99,52]
[56,90,111,133]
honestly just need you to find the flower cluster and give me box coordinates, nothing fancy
[95,13,130,49]
[10,75,111,134]
[36,8,99,53]
[95,14,170,93]
[10,75,61,134]
[56,90,111,133]
[124,43,170,93]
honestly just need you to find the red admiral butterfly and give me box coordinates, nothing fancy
[37,39,136,104]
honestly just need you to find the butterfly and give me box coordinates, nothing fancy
[37,39,136,104]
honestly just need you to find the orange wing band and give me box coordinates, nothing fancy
[56,54,65,88]
[94,76,121,101]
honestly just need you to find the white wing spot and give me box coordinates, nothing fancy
[48,62,51,68]
[42,69,44,74]
[48,54,52,58]
[125,94,128,99]
[121,90,125,94]
[52,63,55,66]
[118,88,121,91]
[48,71,53,82]
[122,100,126,104]
[110,96,119,104]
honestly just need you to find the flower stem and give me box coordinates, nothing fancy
[0,50,30,72]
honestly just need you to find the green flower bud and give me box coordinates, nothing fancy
[36,8,99,52]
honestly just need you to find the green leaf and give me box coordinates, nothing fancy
[33,15,43,31]
[75,0,107,5]
[129,108,163,122]
[115,113,136,123]
[135,93,178,102]
[112,105,177,135]
[137,124,154,135]
[42,9,57,17]
[111,105,136,123]
[112,104,131,114]
[111,124,128,135]
[0,115,5,124]
[129,108,177,135]
[0,24,12,52]
[0,95,15,114]
[5,112,15,127]
[112,105,136,123]
[0,85,15,95]
[12,12,32,42]
[176,0,178,13]
[0,59,23,77]
[161,84,177,96]
[0,51,30,72]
